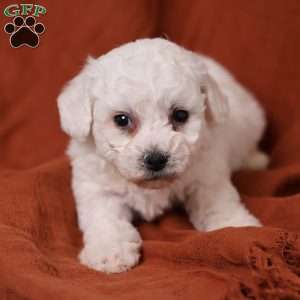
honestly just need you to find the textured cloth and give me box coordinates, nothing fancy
[1,0,300,299]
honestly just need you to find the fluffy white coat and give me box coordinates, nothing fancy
[57,38,268,273]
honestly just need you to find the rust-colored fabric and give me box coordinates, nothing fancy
[1,0,300,299]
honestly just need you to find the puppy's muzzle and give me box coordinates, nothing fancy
[143,150,169,172]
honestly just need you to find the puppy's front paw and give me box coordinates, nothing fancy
[79,222,142,273]
[204,212,261,231]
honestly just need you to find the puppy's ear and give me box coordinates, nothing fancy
[57,57,96,140]
[201,73,229,124]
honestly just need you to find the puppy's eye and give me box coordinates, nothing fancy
[171,109,189,124]
[114,114,132,128]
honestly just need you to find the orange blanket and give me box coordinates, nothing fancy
[1,1,300,299]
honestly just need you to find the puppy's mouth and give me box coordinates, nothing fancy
[133,173,178,189]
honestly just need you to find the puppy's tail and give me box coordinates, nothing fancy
[242,150,270,171]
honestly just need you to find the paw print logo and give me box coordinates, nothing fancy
[4,16,45,48]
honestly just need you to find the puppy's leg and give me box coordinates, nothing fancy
[78,197,142,273]
[185,180,261,231]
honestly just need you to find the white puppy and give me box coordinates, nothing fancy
[58,38,268,273]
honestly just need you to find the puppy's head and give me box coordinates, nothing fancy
[58,39,228,189]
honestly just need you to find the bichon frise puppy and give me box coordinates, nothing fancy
[58,38,268,273]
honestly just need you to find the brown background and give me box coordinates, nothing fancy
[1,1,300,299]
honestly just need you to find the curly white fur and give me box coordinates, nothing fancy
[57,38,268,273]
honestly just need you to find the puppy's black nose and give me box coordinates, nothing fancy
[144,151,168,172]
